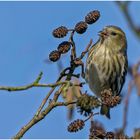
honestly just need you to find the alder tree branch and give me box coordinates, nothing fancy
[11,27,93,139]
[12,100,76,139]
[1,8,139,139]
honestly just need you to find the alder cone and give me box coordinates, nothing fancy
[57,41,71,54]
[75,21,88,34]
[85,10,100,24]
[67,119,85,132]
[52,26,68,38]
[49,50,60,62]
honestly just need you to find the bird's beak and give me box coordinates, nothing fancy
[98,30,108,38]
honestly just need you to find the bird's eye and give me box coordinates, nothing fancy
[111,32,117,36]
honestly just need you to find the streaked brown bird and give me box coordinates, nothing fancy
[85,25,128,118]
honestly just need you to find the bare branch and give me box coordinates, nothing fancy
[12,100,76,139]
[0,79,83,92]
[79,39,93,60]
[122,80,134,131]
[0,72,43,91]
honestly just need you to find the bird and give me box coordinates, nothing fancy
[85,25,128,118]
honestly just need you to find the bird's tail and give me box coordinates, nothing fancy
[100,104,110,119]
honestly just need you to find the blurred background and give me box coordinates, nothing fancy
[0,1,140,138]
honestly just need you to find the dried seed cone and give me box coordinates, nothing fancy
[89,121,106,139]
[49,50,60,62]
[111,96,121,107]
[85,10,100,24]
[76,94,100,116]
[75,21,88,34]
[52,26,68,38]
[67,119,85,132]
[101,89,112,97]
[57,41,71,54]
[101,89,121,108]
[105,132,115,139]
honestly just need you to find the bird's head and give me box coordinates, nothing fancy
[98,25,127,52]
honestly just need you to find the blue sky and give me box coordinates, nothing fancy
[0,1,140,138]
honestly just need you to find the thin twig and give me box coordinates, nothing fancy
[0,81,84,92]
[35,67,73,115]
[84,112,99,122]
[12,100,76,139]
[74,39,93,78]
[54,101,77,106]
[69,30,76,60]
[35,88,55,116]
[0,72,43,91]
[122,80,134,131]
[79,39,93,60]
